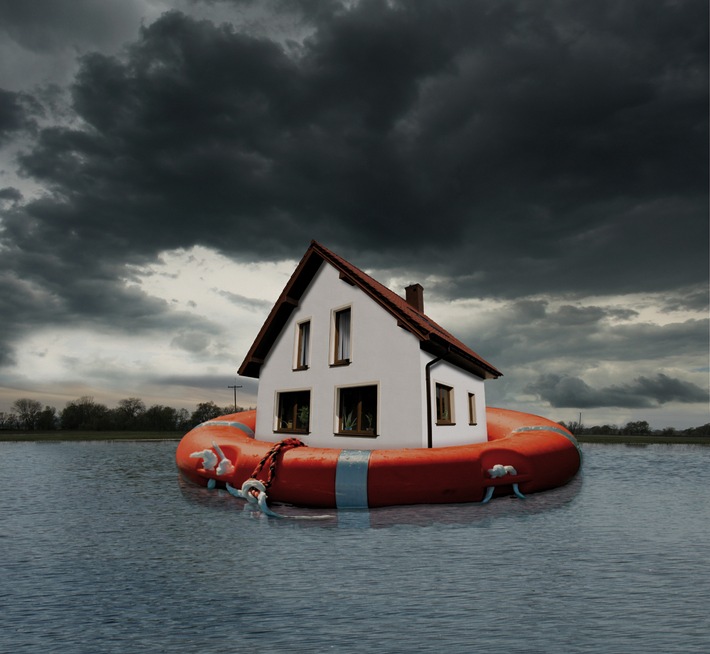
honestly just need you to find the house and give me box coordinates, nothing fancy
[238,241,502,450]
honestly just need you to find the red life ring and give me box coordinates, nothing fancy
[175,408,581,508]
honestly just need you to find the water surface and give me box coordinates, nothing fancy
[0,441,707,653]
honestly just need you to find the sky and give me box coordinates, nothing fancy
[0,0,707,429]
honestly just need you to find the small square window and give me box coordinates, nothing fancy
[276,390,310,434]
[436,383,454,425]
[337,385,377,436]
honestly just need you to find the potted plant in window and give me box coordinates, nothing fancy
[342,411,357,431]
[297,406,309,431]
[364,413,374,433]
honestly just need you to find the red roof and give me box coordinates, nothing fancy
[238,241,502,379]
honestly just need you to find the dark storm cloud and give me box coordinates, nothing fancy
[170,331,212,353]
[0,88,40,143]
[0,0,143,54]
[215,289,273,312]
[451,298,708,376]
[151,372,258,396]
[527,373,709,409]
[0,187,23,203]
[0,0,707,366]
[660,284,710,313]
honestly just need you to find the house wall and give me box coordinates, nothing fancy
[421,351,488,447]
[255,262,491,449]
[255,263,425,449]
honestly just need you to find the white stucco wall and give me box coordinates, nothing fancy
[421,351,488,447]
[255,263,425,449]
[254,261,490,449]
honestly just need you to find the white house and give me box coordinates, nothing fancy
[238,241,502,450]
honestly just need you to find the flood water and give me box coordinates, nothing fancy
[0,441,707,653]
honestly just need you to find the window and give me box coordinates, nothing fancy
[436,383,454,425]
[337,385,377,436]
[468,393,477,425]
[276,390,310,434]
[295,320,310,370]
[333,307,351,365]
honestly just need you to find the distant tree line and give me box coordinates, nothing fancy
[559,419,710,437]
[0,397,250,432]
[2,397,708,436]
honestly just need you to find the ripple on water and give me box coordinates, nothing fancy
[0,442,708,653]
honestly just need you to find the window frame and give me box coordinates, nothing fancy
[335,383,378,438]
[294,319,311,371]
[274,389,311,434]
[435,383,455,426]
[331,306,352,366]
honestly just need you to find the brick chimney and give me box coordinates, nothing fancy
[405,283,424,313]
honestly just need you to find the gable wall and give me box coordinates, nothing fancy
[255,263,425,449]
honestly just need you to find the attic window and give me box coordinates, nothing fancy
[435,383,454,425]
[336,384,377,437]
[294,320,310,370]
[275,390,310,434]
[332,307,351,365]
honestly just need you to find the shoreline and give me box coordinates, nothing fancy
[0,431,184,442]
[1,431,708,445]
[575,434,709,445]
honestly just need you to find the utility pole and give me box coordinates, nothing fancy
[228,382,242,412]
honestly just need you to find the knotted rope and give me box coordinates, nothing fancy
[224,437,331,519]
[247,437,306,494]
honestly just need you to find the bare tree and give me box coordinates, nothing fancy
[12,398,43,430]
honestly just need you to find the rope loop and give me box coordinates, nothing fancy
[250,437,306,491]
[224,438,332,519]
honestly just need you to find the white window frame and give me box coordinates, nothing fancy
[330,304,353,366]
[274,388,312,434]
[293,318,311,371]
[435,381,455,426]
[334,382,379,437]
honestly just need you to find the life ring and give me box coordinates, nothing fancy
[175,407,581,508]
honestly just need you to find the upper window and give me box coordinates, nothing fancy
[295,320,310,370]
[436,383,454,425]
[333,307,351,365]
[336,385,377,436]
[468,392,477,425]
[276,390,310,434]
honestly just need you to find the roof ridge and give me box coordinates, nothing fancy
[238,241,502,379]
[310,241,501,377]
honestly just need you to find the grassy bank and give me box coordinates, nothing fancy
[1,431,707,445]
[0,431,185,442]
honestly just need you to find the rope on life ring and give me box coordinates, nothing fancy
[250,437,306,493]
[224,438,333,520]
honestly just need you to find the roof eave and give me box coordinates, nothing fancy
[237,246,324,378]
[421,338,503,380]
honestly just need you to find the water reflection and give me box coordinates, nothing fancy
[2,442,708,654]
[176,472,583,530]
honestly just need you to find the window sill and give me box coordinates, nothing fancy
[330,360,351,367]
[335,432,378,438]
[436,421,456,426]
[292,365,309,372]
[274,429,310,435]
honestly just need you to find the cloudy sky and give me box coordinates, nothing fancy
[0,0,707,429]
